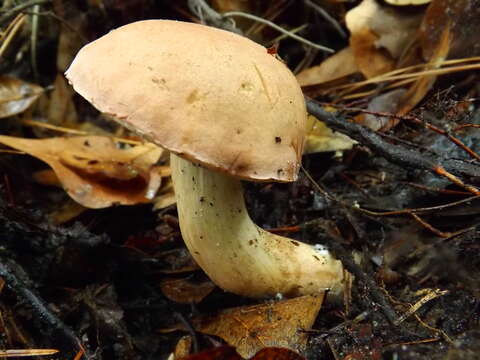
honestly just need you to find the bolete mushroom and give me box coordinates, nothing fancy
[66,20,348,298]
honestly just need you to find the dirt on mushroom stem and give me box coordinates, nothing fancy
[170,153,348,298]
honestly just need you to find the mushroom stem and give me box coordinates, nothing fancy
[171,153,347,298]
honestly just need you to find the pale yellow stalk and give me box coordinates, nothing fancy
[171,154,347,298]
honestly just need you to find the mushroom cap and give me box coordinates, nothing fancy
[66,20,306,182]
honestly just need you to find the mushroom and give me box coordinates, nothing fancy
[66,20,348,298]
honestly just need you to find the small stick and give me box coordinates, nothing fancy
[223,11,334,53]
[0,0,50,27]
[0,259,85,355]
[394,289,449,325]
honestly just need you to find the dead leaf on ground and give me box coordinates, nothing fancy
[191,295,324,359]
[160,277,216,304]
[345,0,424,78]
[173,336,193,359]
[420,0,480,60]
[296,47,359,87]
[49,199,87,224]
[176,345,306,360]
[397,23,451,115]
[177,346,239,360]
[210,0,253,12]
[359,88,407,130]
[0,135,165,208]
[156,248,200,274]
[0,76,43,118]
[153,174,176,210]
[251,347,306,360]
[305,115,356,154]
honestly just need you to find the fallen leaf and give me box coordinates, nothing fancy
[0,135,164,208]
[252,348,305,360]
[397,24,451,115]
[153,177,176,210]
[33,168,61,187]
[420,0,480,59]
[192,295,324,358]
[346,0,423,78]
[49,199,87,224]
[296,47,359,87]
[177,346,239,360]
[156,248,200,274]
[360,89,407,130]
[210,0,252,12]
[174,336,193,359]
[160,277,216,304]
[0,76,43,118]
[176,346,306,360]
[305,115,356,154]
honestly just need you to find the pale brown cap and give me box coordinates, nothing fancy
[66,20,306,182]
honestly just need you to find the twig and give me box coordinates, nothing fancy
[30,4,40,79]
[394,289,449,326]
[173,312,199,354]
[403,181,470,195]
[322,235,398,324]
[0,14,26,59]
[332,105,480,162]
[0,0,50,27]
[187,0,334,53]
[223,11,334,53]
[0,258,85,354]
[306,99,480,194]
[187,0,240,33]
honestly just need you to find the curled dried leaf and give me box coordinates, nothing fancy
[346,0,424,78]
[0,76,43,118]
[0,135,165,208]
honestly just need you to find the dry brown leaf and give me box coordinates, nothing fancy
[252,348,306,360]
[0,135,164,208]
[360,88,407,130]
[305,115,356,154]
[174,336,193,359]
[397,24,451,115]
[0,76,43,118]
[153,177,176,210]
[420,0,480,59]
[193,295,324,359]
[156,249,200,274]
[210,0,252,12]
[296,47,359,87]
[160,277,215,304]
[177,346,239,360]
[176,346,305,360]
[346,0,424,78]
[49,199,87,224]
